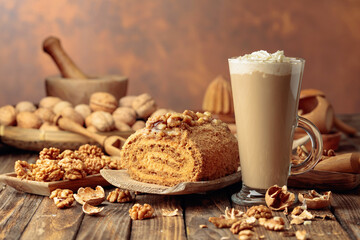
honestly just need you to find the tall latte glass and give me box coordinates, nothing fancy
[228,50,323,205]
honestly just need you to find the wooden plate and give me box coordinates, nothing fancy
[0,173,110,196]
[100,169,242,195]
[0,125,133,151]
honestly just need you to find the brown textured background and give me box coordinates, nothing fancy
[0,0,359,113]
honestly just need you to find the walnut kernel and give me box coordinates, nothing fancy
[129,203,154,220]
[107,188,133,203]
[246,205,272,219]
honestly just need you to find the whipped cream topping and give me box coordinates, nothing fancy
[229,50,303,76]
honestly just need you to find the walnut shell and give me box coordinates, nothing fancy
[114,121,132,131]
[39,122,60,131]
[0,105,16,126]
[53,101,73,115]
[132,120,146,131]
[132,93,157,118]
[74,104,92,119]
[82,202,104,215]
[39,96,62,110]
[298,190,331,209]
[265,185,295,211]
[119,95,137,108]
[15,101,37,113]
[60,107,84,126]
[202,75,234,115]
[74,186,105,206]
[34,108,56,123]
[90,92,118,113]
[90,111,115,132]
[16,112,42,129]
[112,107,136,126]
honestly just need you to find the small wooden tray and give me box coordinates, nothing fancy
[0,125,133,151]
[100,169,242,195]
[0,173,110,196]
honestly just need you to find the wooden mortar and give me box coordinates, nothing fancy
[43,36,128,105]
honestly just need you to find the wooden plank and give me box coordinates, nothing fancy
[0,187,43,239]
[130,194,186,240]
[75,188,133,240]
[20,196,84,239]
[331,187,360,239]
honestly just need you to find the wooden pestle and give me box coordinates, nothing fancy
[43,36,87,79]
[314,152,360,173]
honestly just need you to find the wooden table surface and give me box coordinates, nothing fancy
[0,114,359,240]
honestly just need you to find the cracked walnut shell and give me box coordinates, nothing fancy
[82,202,104,215]
[265,185,295,211]
[298,190,332,209]
[129,203,154,220]
[74,186,105,206]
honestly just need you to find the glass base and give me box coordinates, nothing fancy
[231,184,267,206]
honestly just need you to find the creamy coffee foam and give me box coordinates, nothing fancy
[229,50,303,76]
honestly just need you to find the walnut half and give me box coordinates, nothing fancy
[298,190,332,209]
[265,185,295,211]
[129,203,154,220]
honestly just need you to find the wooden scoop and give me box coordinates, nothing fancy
[52,115,126,156]
[43,36,87,79]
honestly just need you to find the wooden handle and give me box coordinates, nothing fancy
[43,36,87,79]
[333,116,357,136]
[314,152,360,173]
[55,117,106,146]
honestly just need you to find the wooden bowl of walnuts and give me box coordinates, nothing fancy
[45,75,128,106]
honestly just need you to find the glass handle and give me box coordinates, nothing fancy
[291,116,323,175]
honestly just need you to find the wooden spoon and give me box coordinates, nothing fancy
[43,36,87,79]
[52,115,125,156]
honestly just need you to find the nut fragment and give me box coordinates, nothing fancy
[82,202,104,215]
[129,203,154,220]
[298,190,332,209]
[246,205,272,219]
[295,230,309,240]
[107,188,133,203]
[208,217,238,228]
[230,220,253,234]
[74,186,105,206]
[49,189,75,209]
[265,185,295,211]
[238,230,255,240]
[261,216,285,231]
[161,208,179,217]
[222,207,245,220]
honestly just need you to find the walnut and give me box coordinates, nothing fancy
[238,230,255,240]
[230,220,253,234]
[58,149,84,161]
[222,207,245,220]
[74,186,105,205]
[129,203,154,220]
[107,188,133,203]
[113,107,137,126]
[34,108,56,122]
[115,121,132,131]
[245,205,272,219]
[39,147,60,160]
[90,92,118,113]
[298,190,332,209]
[82,202,104,215]
[102,155,122,170]
[33,159,64,181]
[49,189,75,209]
[74,104,92,120]
[89,111,115,132]
[208,217,238,228]
[82,157,105,175]
[78,144,103,157]
[119,95,136,108]
[14,160,35,180]
[53,101,73,114]
[265,185,295,211]
[15,101,37,113]
[39,96,62,110]
[150,108,175,118]
[58,157,87,180]
[16,112,42,129]
[0,105,17,126]
[261,216,285,231]
[132,93,157,118]
[131,120,146,131]
[295,230,309,240]
[60,107,84,126]
[39,122,60,131]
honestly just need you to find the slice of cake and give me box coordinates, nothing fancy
[120,110,239,186]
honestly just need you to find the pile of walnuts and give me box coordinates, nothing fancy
[0,92,172,133]
[14,144,121,181]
